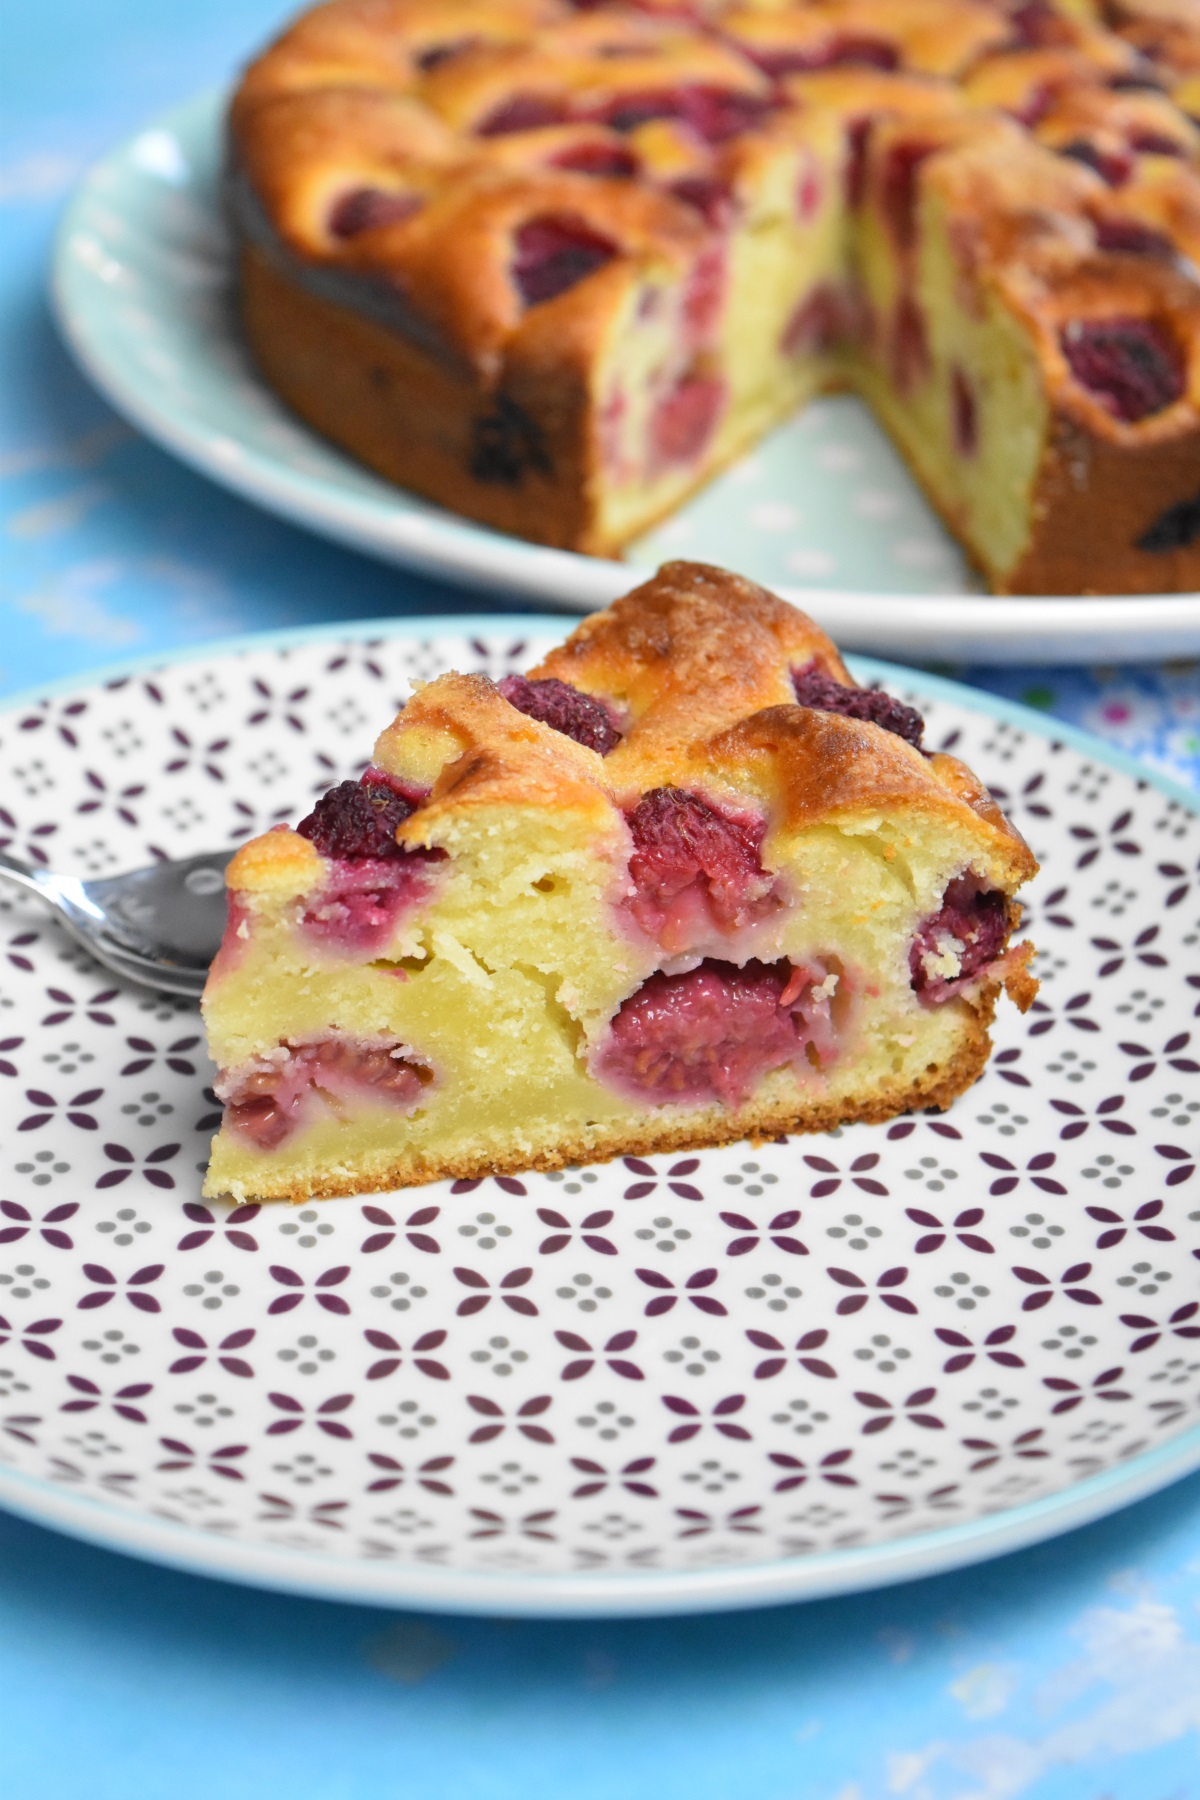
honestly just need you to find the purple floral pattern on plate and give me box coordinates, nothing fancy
[0,631,1199,1597]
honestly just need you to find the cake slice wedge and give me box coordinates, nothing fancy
[202,561,1037,1202]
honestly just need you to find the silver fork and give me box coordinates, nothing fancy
[0,846,234,999]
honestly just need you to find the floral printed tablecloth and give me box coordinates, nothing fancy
[3,5,1200,1796]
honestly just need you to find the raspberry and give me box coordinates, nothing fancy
[1015,84,1055,128]
[1130,131,1185,157]
[1008,2,1074,49]
[747,36,898,78]
[223,1038,429,1149]
[597,958,834,1106]
[845,117,872,207]
[299,857,441,953]
[470,395,553,484]
[682,244,727,342]
[328,188,423,238]
[550,142,639,178]
[796,158,822,221]
[1094,217,1175,258]
[782,284,849,357]
[477,94,568,136]
[302,860,438,957]
[910,878,1008,998]
[598,383,629,469]
[1058,139,1132,187]
[821,33,899,72]
[669,176,736,228]
[295,779,442,950]
[1137,489,1200,553]
[595,86,770,144]
[879,141,936,250]
[625,788,774,942]
[1061,317,1185,422]
[511,214,618,306]
[497,674,621,754]
[223,1091,293,1150]
[791,662,925,748]
[890,293,930,395]
[297,775,417,861]
[649,371,726,469]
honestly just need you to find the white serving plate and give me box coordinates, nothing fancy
[1,618,1199,1616]
[51,91,1200,666]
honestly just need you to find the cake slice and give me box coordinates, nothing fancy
[202,561,1037,1202]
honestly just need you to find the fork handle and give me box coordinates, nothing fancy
[0,848,53,902]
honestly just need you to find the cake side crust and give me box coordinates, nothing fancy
[238,241,604,552]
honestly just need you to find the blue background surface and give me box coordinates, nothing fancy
[3,4,1200,1795]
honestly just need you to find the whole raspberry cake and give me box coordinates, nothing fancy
[202,561,1037,1201]
[228,0,1200,595]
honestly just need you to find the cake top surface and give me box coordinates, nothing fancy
[228,0,1200,435]
[226,561,1037,896]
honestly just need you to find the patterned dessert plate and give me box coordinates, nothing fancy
[51,91,1200,667]
[1,618,1200,1618]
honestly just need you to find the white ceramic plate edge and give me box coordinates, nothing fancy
[3,1415,1200,1617]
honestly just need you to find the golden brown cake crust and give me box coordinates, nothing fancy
[534,558,852,695]
[212,559,1037,914]
[388,561,1036,881]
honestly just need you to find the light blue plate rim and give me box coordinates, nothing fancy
[0,615,1197,1617]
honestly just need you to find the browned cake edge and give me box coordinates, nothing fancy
[239,242,601,553]
[1004,418,1200,596]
